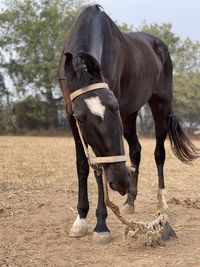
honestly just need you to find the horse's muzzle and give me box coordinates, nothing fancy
[109,181,128,196]
[104,162,130,196]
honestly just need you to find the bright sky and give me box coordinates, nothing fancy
[93,0,200,41]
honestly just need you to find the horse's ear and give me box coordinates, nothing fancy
[64,52,76,77]
[77,52,102,78]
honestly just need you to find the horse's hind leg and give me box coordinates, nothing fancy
[122,112,141,214]
[148,95,170,214]
[93,170,111,244]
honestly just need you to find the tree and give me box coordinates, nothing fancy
[13,95,51,131]
[117,22,133,32]
[174,38,200,74]
[0,73,6,105]
[173,39,200,128]
[136,22,200,133]
[0,0,88,128]
[138,22,181,57]
[174,73,200,128]
[0,3,199,134]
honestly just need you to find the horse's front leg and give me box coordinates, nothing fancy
[69,139,90,238]
[93,170,111,244]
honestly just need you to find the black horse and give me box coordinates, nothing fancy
[58,5,198,243]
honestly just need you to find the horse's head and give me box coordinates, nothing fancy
[64,52,135,196]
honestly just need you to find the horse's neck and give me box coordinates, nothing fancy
[66,13,125,97]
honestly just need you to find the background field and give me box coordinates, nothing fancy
[0,136,200,267]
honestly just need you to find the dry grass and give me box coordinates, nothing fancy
[0,136,200,266]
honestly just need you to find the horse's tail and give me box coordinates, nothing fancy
[168,112,199,163]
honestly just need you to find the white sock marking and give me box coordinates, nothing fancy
[84,96,105,119]
[69,215,88,237]
[73,215,87,228]
[157,189,168,210]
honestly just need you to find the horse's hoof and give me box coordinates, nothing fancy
[92,231,111,245]
[121,204,135,215]
[69,226,88,238]
[69,216,88,238]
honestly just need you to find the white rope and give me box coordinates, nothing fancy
[102,169,173,247]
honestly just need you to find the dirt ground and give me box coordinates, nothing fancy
[0,136,200,267]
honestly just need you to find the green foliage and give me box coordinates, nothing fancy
[0,0,86,94]
[174,73,200,127]
[138,22,181,56]
[0,0,88,131]
[13,95,52,131]
[0,105,17,134]
[174,39,200,74]
[117,22,133,32]
[0,2,199,134]
[137,22,200,132]
[0,73,5,104]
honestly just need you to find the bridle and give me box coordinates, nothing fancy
[70,82,127,169]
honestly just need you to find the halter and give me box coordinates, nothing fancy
[70,82,127,168]
[70,82,109,101]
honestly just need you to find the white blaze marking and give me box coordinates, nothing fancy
[84,96,105,119]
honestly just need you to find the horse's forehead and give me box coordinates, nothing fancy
[84,96,106,119]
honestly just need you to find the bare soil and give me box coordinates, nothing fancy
[0,136,200,267]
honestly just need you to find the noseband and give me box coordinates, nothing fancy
[70,82,127,167]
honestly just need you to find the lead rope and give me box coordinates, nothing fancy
[102,168,174,246]
[75,120,89,160]
[102,168,129,226]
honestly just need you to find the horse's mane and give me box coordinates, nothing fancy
[67,5,124,53]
